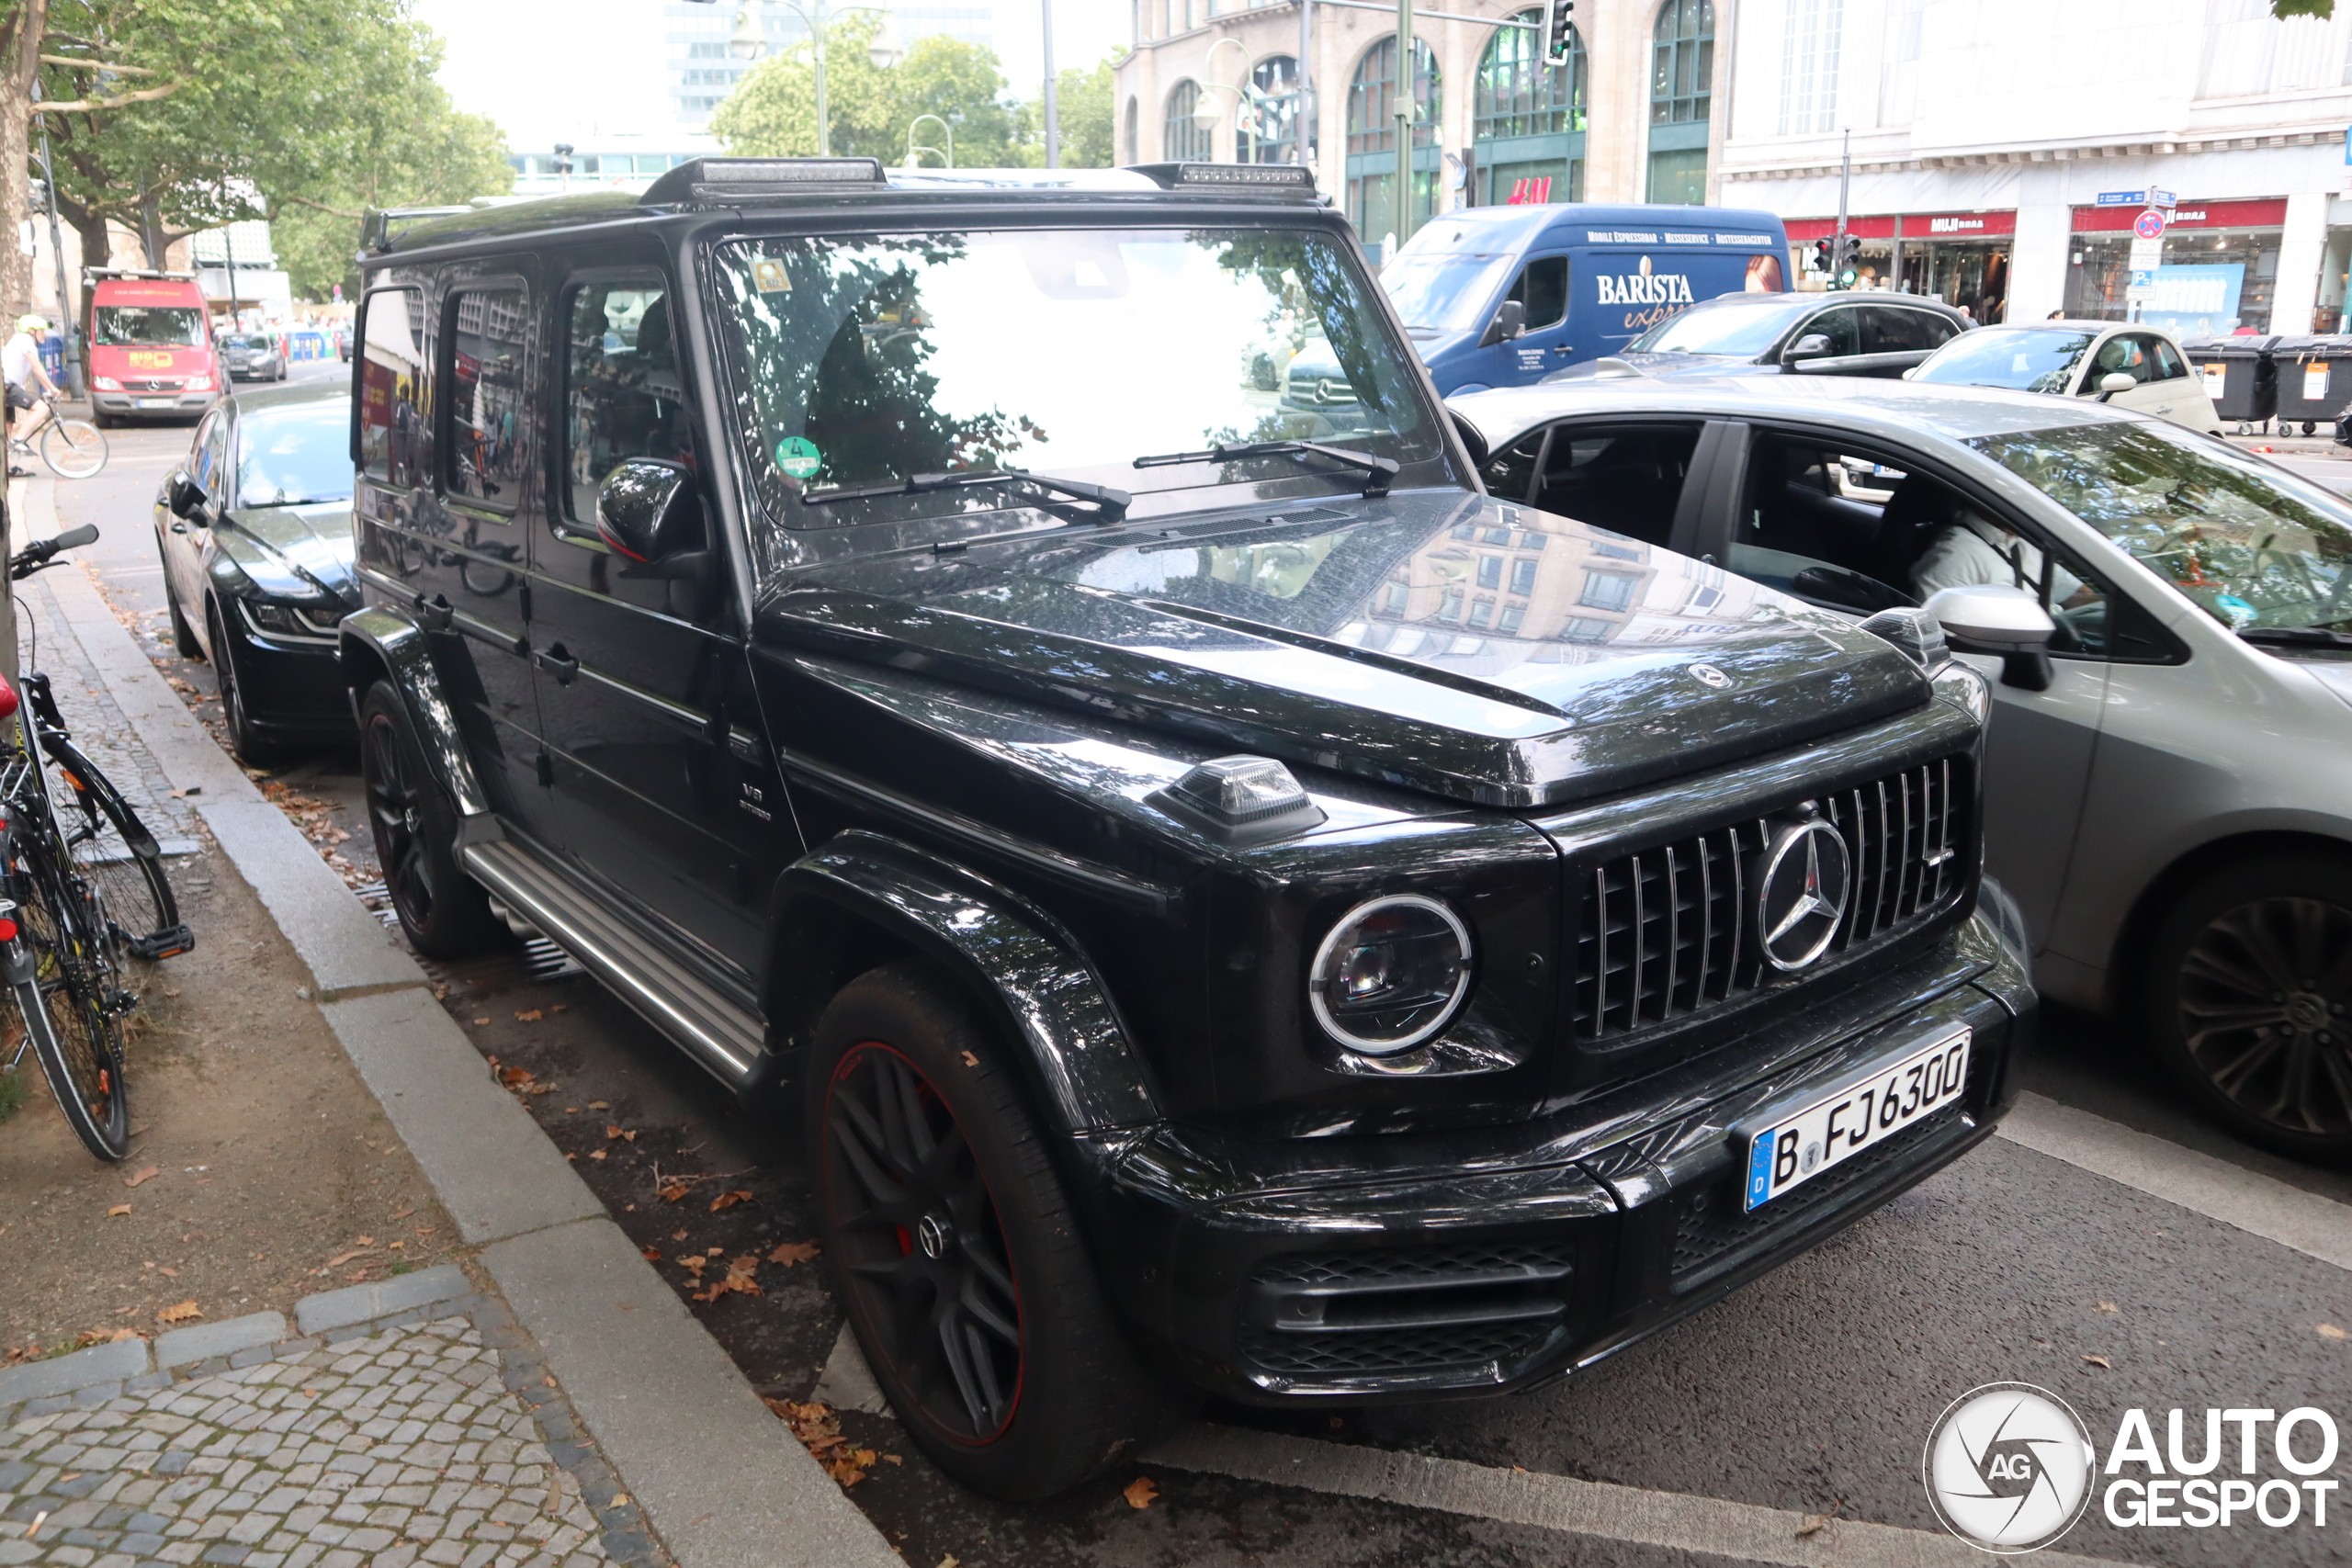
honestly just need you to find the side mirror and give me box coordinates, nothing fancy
[1921,582,2058,691]
[2095,371,2136,400]
[1480,299,1527,348]
[594,457,700,563]
[1783,333,1834,367]
[166,472,208,522]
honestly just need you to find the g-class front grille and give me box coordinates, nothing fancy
[1238,1241,1573,1382]
[1568,756,1968,1043]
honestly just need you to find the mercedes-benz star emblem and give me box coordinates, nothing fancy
[1757,817,1851,972]
[1690,663,1732,690]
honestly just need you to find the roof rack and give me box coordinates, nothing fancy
[362,206,475,253]
[641,156,888,207]
[83,266,198,282]
[1124,162,1318,196]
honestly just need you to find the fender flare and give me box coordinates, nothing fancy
[775,831,1161,1137]
[337,606,501,843]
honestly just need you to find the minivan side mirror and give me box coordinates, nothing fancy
[1480,299,1527,347]
[594,457,701,563]
[2095,371,2136,400]
[1782,333,1834,367]
[1921,583,2058,691]
[166,472,208,523]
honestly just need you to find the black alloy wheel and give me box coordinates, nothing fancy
[206,602,275,763]
[2147,851,2352,1161]
[808,962,1174,1499]
[356,682,506,960]
[156,536,201,658]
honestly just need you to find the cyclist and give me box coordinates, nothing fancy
[4,313,62,477]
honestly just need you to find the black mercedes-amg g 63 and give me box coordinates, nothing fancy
[342,157,2030,1500]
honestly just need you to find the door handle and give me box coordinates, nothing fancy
[533,645,580,685]
[1552,344,1575,353]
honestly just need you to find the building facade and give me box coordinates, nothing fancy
[1115,0,1739,255]
[1716,0,2352,333]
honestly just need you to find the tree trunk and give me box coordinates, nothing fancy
[138,186,164,270]
[0,0,49,320]
[67,206,105,271]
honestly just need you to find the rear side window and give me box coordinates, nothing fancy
[562,276,684,526]
[356,288,428,487]
[442,286,529,511]
[1861,307,1950,354]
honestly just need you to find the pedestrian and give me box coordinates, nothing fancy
[3,313,62,478]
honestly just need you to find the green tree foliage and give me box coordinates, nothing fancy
[31,0,507,299]
[1046,51,1122,169]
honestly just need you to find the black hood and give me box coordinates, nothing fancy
[762,493,1928,808]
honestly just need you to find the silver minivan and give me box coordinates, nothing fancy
[1451,376,2352,1159]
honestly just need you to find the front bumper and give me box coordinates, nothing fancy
[1088,916,2031,1404]
[94,391,211,417]
[224,611,356,741]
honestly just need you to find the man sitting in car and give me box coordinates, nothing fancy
[1911,502,2086,604]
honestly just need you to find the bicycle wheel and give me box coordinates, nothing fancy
[42,736,185,958]
[13,836,130,1160]
[40,418,108,479]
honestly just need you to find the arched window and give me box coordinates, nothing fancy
[1165,81,1213,161]
[1344,37,1441,250]
[1473,13,1584,205]
[1242,55,1300,164]
[1646,0,1714,204]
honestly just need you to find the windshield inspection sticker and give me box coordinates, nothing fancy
[775,436,822,478]
[752,259,791,293]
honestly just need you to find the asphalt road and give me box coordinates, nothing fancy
[33,375,2352,1567]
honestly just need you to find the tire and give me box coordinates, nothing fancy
[357,681,507,960]
[2143,849,2352,1162]
[90,408,113,431]
[807,960,1174,1499]
[40,417,107,479]
[15,834,130,1161]
[157,538,203,659]
[42,735,180,957]
[207,602,278,764]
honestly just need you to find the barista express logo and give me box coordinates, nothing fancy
[1926,1390,2346,1551]
[1923,1384,2096,1553]
[1595,255,1695,307]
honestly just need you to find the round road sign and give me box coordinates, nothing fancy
[2133,208,2167,240]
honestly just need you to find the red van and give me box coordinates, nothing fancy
[84,269,220,425]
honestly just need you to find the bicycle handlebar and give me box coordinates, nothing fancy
[7,524,96,581]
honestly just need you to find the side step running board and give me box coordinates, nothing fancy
[461,840,767,1089]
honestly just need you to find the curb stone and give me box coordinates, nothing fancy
[23,478,901,1568]
[0,1336,147,1406]
[153,1309,288,1370]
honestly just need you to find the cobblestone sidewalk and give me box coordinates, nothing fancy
[0,1314,641,1568]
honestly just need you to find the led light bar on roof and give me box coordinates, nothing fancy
[1126,162,1318,194]
[641,156,888,206]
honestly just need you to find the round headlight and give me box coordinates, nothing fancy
[1307,894,1475,1055]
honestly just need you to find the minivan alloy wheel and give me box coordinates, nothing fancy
[2177,894,2352,1136]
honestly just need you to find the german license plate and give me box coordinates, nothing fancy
[136,397,173,409]
[1742,1028,1972,1212]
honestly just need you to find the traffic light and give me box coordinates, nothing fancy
[1812,238,1832,275]
[1544,0,1574,62]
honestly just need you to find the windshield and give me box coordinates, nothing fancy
[1627,298,1807,356]
[714,228,1444,546]
[1380,251,1517,333]
[1915,328,2093,393]
[94,306,205,348]
[1968,421,2352,635]
[235,403,355,507]
[223,334,264,350]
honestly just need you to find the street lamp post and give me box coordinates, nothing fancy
[1192,36,1251,158]
[1042,0,1059,169]
[750,0,898,158]
[1394,0,1415,249]
[906,112,954,168]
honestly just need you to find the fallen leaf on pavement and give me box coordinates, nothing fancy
[767,1240,820,1267]
[2320,1323,2348,1341]
[2095,1301,2118,1313]
[165,785,201,798]
[158,1301,201,1325]
[709,1189,754,1212]
[1123,1476,1159,1509]
[473,1017,491,1026]
[692,1255,763,1303]
[764,1399,876,1487]
[671,1228,688,1240]
[937,1556,959,1568]
[588,1149,607,1162]
[676,1255,707,1277]
[514,1009,543,1022]
[158,1266,177,1278]
[74,1327,140,1347]
[657,1181,691,1203]
[390,1207,414,1220]
[606,1125,637,1142]
[322,1248,373,1269]
[961,1051,978,1066]
[588,1100,609,1110]
[640,1247,662,1263]
[123,1166,160,1189]
[496,1064,535,1087]
[105,1204,130,1218]
[610,1492,628,1506]
[2082,1354,2111,1369]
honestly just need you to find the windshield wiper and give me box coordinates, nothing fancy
[2237,626,2352,649]
[1132,440,1400,499]
[800,468,1128,522]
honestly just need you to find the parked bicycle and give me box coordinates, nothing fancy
[0,524,189,1160]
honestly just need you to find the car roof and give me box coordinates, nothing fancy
[223,379,345,415]
[1451,371,2132,454]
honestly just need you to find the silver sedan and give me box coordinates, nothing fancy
[1451,374,2352,1159]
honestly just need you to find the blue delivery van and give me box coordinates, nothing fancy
[1371,202,1791,396]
